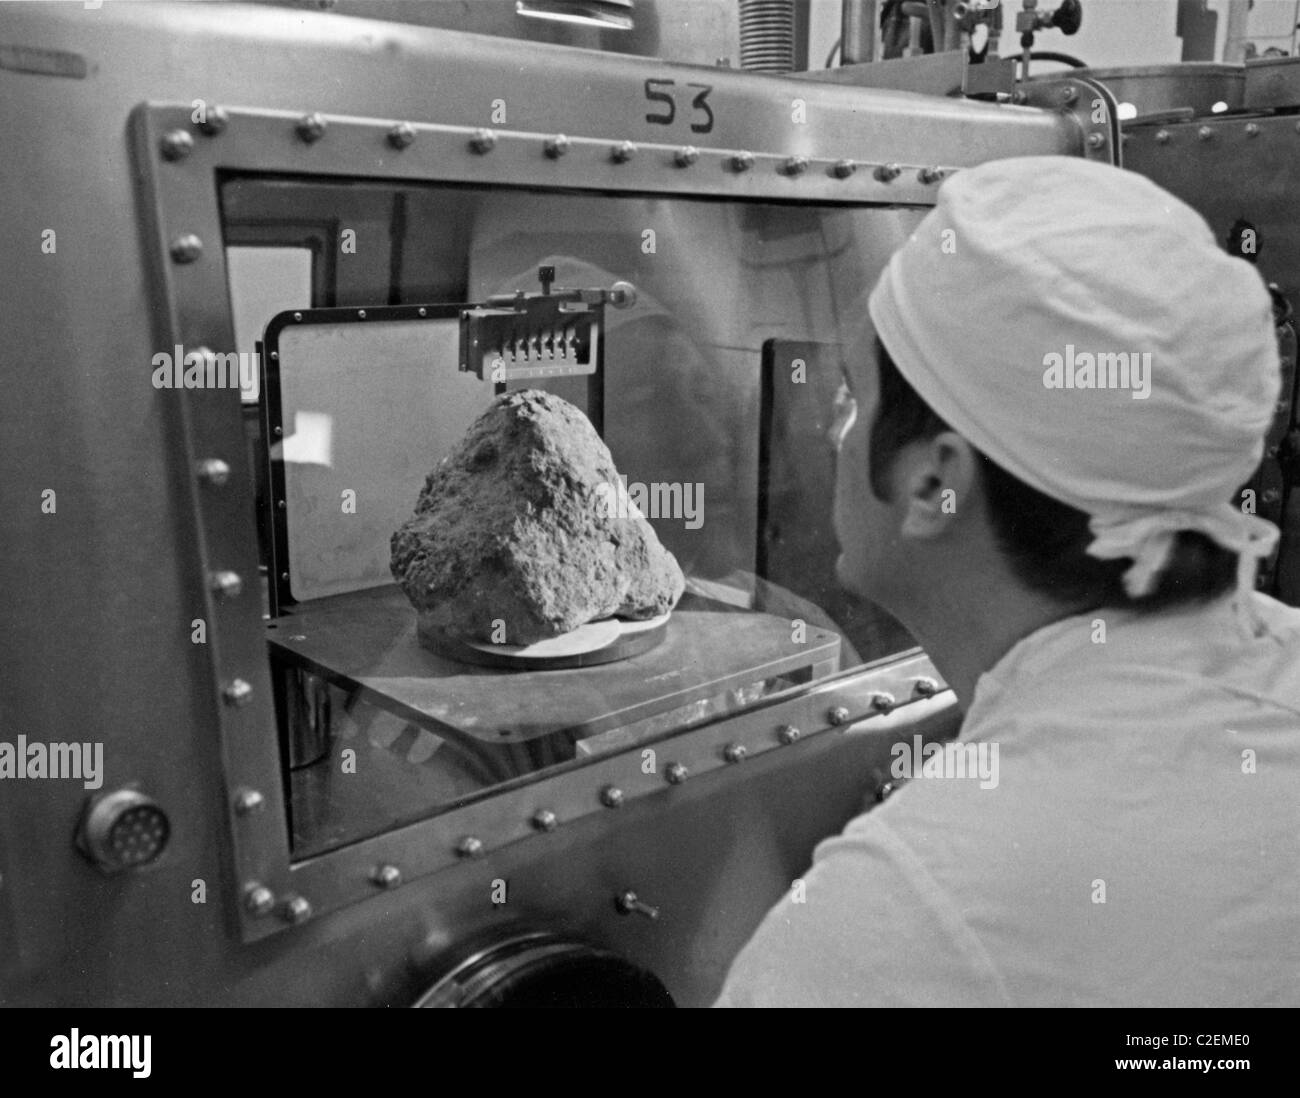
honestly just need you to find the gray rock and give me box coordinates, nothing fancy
[391,389,685,644]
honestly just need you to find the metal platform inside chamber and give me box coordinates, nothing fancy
[269,586,841,857]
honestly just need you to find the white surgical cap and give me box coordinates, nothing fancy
[867,155,1281,627]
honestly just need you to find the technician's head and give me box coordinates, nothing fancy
[833,156,1280,629]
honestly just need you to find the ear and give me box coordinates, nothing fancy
[898,432,980,540]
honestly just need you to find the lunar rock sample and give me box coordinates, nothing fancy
[391,389,685,645]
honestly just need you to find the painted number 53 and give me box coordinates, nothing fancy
[644,78,715,133]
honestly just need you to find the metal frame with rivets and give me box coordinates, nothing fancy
[125,38,1085,943]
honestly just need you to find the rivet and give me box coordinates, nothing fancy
[1061,86,1078,105]
[918,166,945,185]
[277,500,286,509]
[169,234,203,264]
[371,863,402,889]
[196,106,228,136]
[281,895,312,924]
[723,743,747,763]
[871,692,896,713]
[730,150,755,172]
[195,458,230,487]
[1198,125,1214,141]
[387,122,416,149]
[417,307,427,317]
[600,786,624,808]
[778,724,801,744]
[610,140,636,163]
[828,706,852,726]
[357,309,367,319]
[223,679,254,707]
[782,154,810,176]
[270,351,279,361]
[832,158,856,178]
[531,809,559,832]
[874,163,902,182]
[469,128,497,154]
[1087,132,1105,149]
[296,113,326,143]
[233,788,265,816]
[160,129,194,161]
[292,311,303,322]
[1155,129,1171,144]
[544,134,569,158]
[1245,122,1260,138]
[244,884,275,916]
[875,781,896,803]
[912,676,939,698]
[665,762,688,784]
[675,146,699,167]
[456,836,485,858]
[210,570,243,598]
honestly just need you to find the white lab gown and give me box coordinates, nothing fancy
[716,591,1300,1006]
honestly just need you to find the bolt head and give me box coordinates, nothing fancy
[730,151,755,172]
[544,134,569,158]
[169,234,203,264]
[244,884,275,916]
[1087,132,1105,149]
[778,724,801,745]
[196,106,229,136]
[873,163,901,182]
[871,692,896,713]
[1155,129,1171,144]
[296,113,327,143]
[531,809,559,832]
[233,788,265,816]
[912,676,939,698]
[1061,86,1078,105]
[876,781,896,803]
[832,158,856,179]
[456,836,484,858]
[610,140,636,163]
[223,679,254,707]
[195,458,230,487]
[470,128,497,154]
[1198,125,1214,141]
[675,146,699,167]
[388,122,416,149]
[371,864,402,889]
[160,129,194,161]
[600,786,624,808]
[210,570,243,599]
[665,762,688,785]
[918,166,945,185]
[828,706,851,726]
[723,743,747,763]
[1245,123,1260,137]
[281,895,313,924]
[783,155,809,176]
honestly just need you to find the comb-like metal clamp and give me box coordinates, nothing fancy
[458,266,635,383]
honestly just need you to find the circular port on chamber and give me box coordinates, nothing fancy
[413,930,674,1008]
